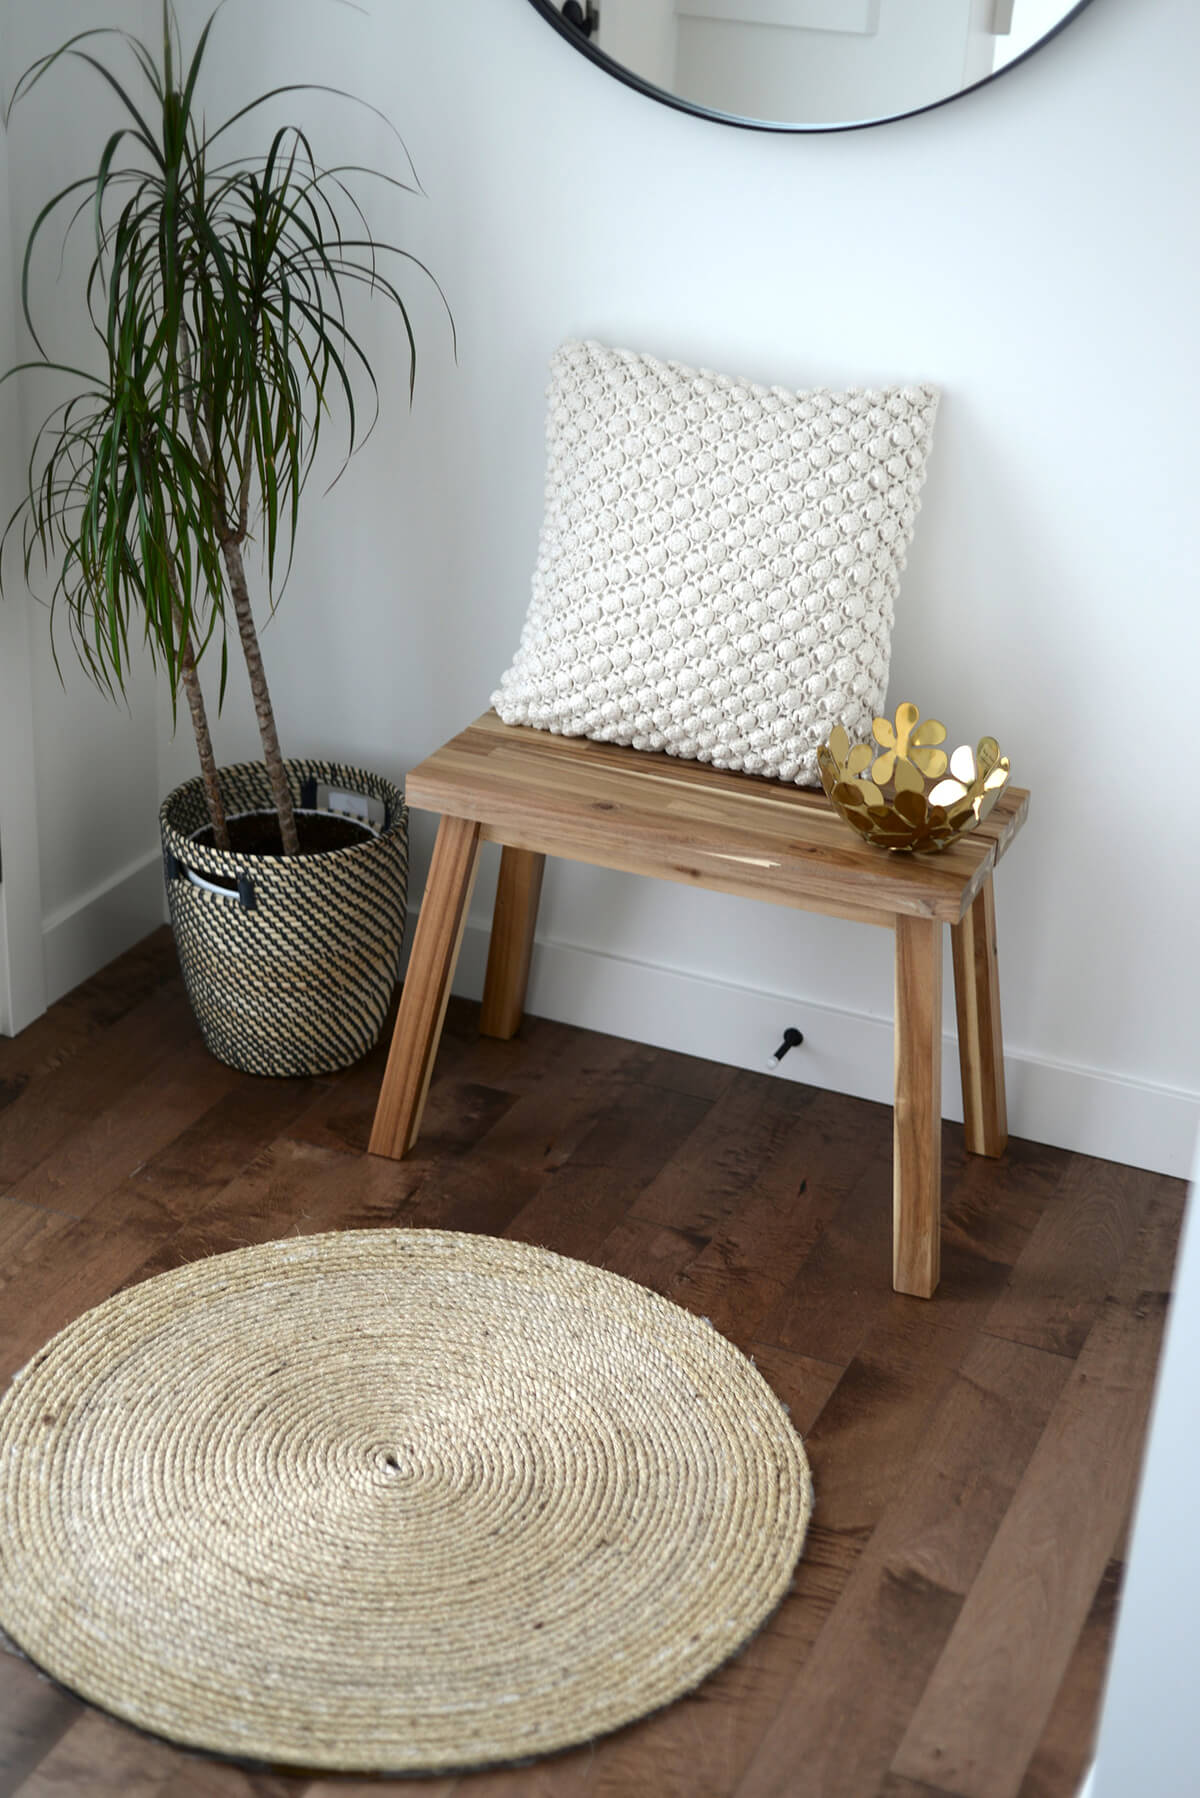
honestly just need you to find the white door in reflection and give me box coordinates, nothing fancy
[595,0,1080,127]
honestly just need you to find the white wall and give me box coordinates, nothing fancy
[152,0,1198,1177]
[3,0,1196,1177]
[0,11,45,1036]
[0,0,164,1009]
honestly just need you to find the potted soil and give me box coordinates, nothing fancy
[5,4,447,1075]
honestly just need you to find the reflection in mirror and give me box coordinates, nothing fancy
[535,0,1094,131]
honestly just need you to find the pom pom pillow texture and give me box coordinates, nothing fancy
[492,340,939,787]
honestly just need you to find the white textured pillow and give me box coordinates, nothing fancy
[493,341,939,786]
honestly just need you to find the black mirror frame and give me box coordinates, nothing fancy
[524,0,1097,133]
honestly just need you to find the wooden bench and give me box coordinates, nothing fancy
[368,711,1030,1298]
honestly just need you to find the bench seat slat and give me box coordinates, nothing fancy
[405,713,1029,926]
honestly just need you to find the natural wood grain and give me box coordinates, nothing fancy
[983,1156,1153,1358]
[733,1332,1073,1798]
[952,874,1008,1158]
[739,1343,843,1437]
[0,1655,80,1798]
[124,1136,425,1280]
[792,1308,975,1539]
[0,931,1182,1798]
[371,717,1029,1293]
[759,1165,896,1368]
[149,1763,303,1797]
[561,1073,711,1174]
[594,1215,711,1296]
[0,1203,173,1386]
[10,1708,180,1796]
[939,1132,1071,1271]
[9,1036,237,1218]
[893,916,943,1298]
[367,814,482,1158]
[876,1778,961,1797]
[667,1084,897,1349]
[405,713,1028,927]
[1017,1559,1122,1798]
[391,1032,672,1242]
[891,1187,1182,1797]
[0,928,177,1090]
[479,846,545,1038]
[0,984,198,1189]
[631,1070,811,1236]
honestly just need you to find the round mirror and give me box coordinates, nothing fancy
[527,0,1096,132]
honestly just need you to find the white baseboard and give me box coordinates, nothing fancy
[418,915,1197,1181]
[42,846,167,1006]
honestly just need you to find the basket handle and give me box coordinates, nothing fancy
[164,849,257,910]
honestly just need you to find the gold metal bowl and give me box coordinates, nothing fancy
[817,702,1010,854]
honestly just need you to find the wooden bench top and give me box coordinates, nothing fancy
[406,711,1029,926]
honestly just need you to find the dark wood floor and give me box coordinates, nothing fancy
[0,929,1185,1798]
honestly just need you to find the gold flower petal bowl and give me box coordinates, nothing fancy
[817,702,1010,854]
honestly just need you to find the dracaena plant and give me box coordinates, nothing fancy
[4,2,442,854]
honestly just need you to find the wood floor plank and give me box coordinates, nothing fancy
[629,1071,815,1236]
[398,1037,704,1241]
[85,1074,326,1234]
[504,1165,648,1263]
[890,1181,1183,1798]
[11,1708,180,1796]
[940,1134,1072,1270]
[281,991,576,1161]
[780,1301,978,1539]
[875,1778,962,1798]
[637,1047,738,1101]
[741,1566,964,1798]
[665,1101,863,1347]
[120,1137,425,1282]
[1016,1559,1121,1798]
[761,1120,1059,1371]
[436,1007,592,1098]
[741,1343,844,1437]
[0,933,1186,1798]
[0,930,177,1088]
[733,1332,1073,1798]
[0,1656,80,1798]
[982,1155,1153,1358]
[500,1040,734,1262]
[0,1204,173,1386]
[756,1156,898,1368]
[563,1075,711,1175]
[8,1037,238,1217]
[593,1216,711,1295]
[150,1761,304,1797]
[0,985,199,1190]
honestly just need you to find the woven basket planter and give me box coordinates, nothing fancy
[161,758,408,1077]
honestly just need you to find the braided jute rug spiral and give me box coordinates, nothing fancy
[0,1228,812,1774]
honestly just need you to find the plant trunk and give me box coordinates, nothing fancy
[178,630,231,852]
[219,535,300,856]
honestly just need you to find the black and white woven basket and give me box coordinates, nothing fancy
[161,759,408,1077]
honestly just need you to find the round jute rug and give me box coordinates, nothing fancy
[0,1228,812,1774]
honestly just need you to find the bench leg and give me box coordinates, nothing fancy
[951,873,1008,1159]
[479,847,545,1040]
[368,815,482,1160]
[894,915,943,1298]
